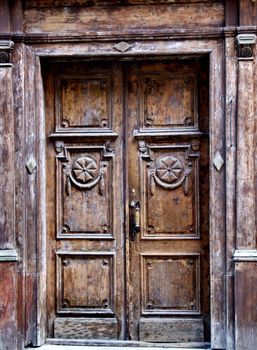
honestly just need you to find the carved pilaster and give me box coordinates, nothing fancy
[236,34,256,59]
[0,40,14,67]
[236,32,256,249]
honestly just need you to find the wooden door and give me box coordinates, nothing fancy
[44,58,209,343]
[126,60,210,343]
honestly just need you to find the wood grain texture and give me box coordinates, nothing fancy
[225,36,237,350]
[0,263,17,350]
[24,3,224,34]
[239,0,257,26]
[236,59,256,249]
[139,318,204,342]
[25,0,223,8]
[127,59,210,342]
[235,262,257,350]
[54,318,117,339]
[9,0,24,32]
[0,66,15,249]
[0,0,10,31]
[209,42,226,349]
[44,61,125,339]
[56,253,114,313]
[225,0,239,26]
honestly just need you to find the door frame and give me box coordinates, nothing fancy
[23,38,226,349]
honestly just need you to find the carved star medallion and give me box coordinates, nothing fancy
[156,156,183,184]
[72,156,98,183]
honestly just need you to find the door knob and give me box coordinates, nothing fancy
[130,200,140,241]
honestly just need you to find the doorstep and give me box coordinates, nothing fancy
[25,346,210,350]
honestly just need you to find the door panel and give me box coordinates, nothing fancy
[126,60,209,342]
[45,61,124,339]
[45,58,209,343]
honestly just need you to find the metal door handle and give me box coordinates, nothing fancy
[130,200,140,241]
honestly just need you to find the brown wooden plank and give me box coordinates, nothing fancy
[0,66,15,249]
[24,3,224,34]
[0,263,17,350]
[225,0,239,26]
[235,261,257,349]
[24,0,223,8]
[54,318,118,339]
[209,42,226,349]
[0,0,10,32]
[239,0,254,26]
[236,59,256,249]
[139,318,204,343]
[224,35,237,350]
[23,45,40,347]
[12,42,27,350]
[9,0,24,32]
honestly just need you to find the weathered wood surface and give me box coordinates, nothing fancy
[0,263,17,350]
[239,0,257,26]
[54,318,117,339]
[127,59,210,342]
[236,59,256,249]
[25,0,223,7]
[12,42,27,350]
[224,35,237,350]
[235,261,257,349]
[209,42,226,349]
[24,2,224,34]
[139,318,204,343]
[0,67,15,249]
[225,0,239,26]
[44,61,125,339]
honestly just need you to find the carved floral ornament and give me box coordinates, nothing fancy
[67,155,105,196]
[55,141,115,196]
[139,141,199,196]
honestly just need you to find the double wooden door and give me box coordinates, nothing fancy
[45,58,210,343]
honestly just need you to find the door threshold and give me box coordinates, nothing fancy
[24,339,211,349]
[45,339,210,348]
[26,347,210,350]
[26,345,210,350]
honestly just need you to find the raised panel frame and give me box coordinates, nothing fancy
[55,142,115,239]
[139,141,200,239]
[139,72,198,130]
[56,251,116,316]
[55,72,114,133]
[140,253,201,316]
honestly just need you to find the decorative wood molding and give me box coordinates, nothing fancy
[233,250,257,262]
[0,249,18,262]
[0,28,226,44]
[236,33,256,59]
[0,40,14,66]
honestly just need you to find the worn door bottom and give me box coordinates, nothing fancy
[25,339,211,349]
[26,346,210,350]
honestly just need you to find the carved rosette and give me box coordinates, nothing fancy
[66,155,105,196]
[55,141,115,197]
[150,155,191,196]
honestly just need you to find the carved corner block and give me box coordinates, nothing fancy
[236,34,256,60]
[0,41,14,67]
